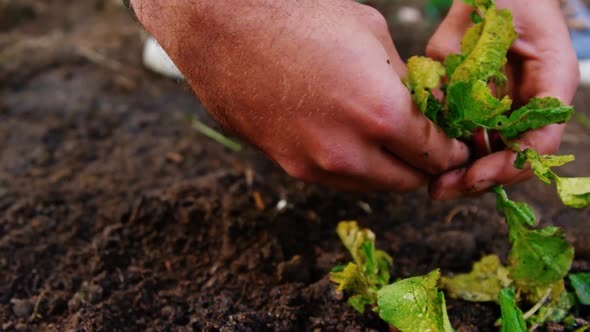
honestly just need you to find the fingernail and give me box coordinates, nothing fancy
[430,168,467,200]
[465,180,494,193]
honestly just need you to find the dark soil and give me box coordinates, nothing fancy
[1,1,589,331]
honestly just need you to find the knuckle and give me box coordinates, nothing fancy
[363,96,398,138]
[315,147,364,175]
[281,161,318,183]
[361,6,389,33]
[420,128,448,175]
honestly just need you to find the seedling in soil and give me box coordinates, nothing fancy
[331,0,590,330]
[330,222,453,331]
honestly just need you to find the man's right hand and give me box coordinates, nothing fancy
[131,0,469,191]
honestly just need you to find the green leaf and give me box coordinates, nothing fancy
[470,11,483,24]
[424,94,445,124]
[347,294,375,313]
[440,254,512,302]
[523,279,565,303]
[361,241,378,276]
[498,288,527,332]
[441,2,517,140]
[569,273,590,305]
[331,221,392,313]
[461,22,484,56]
[462,0,494,12]
[445,80,512,137]
[336,221,374,266]
[375,250,394,286]
[330,263,370,294]
[493,186,537,227]
[508,226,574,288]
[329,263,376,313]
[555,177,590,208]
[331,264,346,273]
[450,7,517,84]
[493,186,573,287]
[474,0,494,10]
[444,54,465,79]
[336,221,392,287]
[514,149,574,184]
[498,97,573,139]
[404,56,445,119]
[377,269,453,332]
[527,283,574,325]
[514,149,590,208]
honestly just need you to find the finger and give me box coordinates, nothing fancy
[425,1,473,61]
[359,81,470,175]
[356,2,408,76]
[309,145,429,193]
[376,24,408,77]
[429,167,466,200]
[430,124,565,200]
[431,150,534,200]
[362,147,429,192]
[517,45,580,106]
[332,21,471,176]
[505,0,579,104]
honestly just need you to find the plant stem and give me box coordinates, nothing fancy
[191,119,243,152]
[522,287,551,321]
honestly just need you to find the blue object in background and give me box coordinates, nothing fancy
[564,0,590,58]
[571,30,590,61]
[563,0,590,84]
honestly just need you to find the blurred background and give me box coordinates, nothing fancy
[1,1,589,331]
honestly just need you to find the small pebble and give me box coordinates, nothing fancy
[10,298,33,318]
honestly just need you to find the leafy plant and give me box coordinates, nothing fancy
[330,0,590,330]
[514,150,590,208]
[330,222,453,332]
[330,221,393,312]
[446,187,576,327]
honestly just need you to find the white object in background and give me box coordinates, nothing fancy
[580,60,590,85]
[142,36,184,80]
[396,6,422,24]
[276,199,288,212]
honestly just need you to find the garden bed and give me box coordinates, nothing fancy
[1,1,589,331]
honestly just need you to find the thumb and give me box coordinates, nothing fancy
[425,1,474,61]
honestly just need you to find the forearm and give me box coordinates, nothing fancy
[130,0,331,118]
[129,0,370,129]
[130,0,315,81]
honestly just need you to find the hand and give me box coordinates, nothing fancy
[426,0,580,199]
[131,0,469,191]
